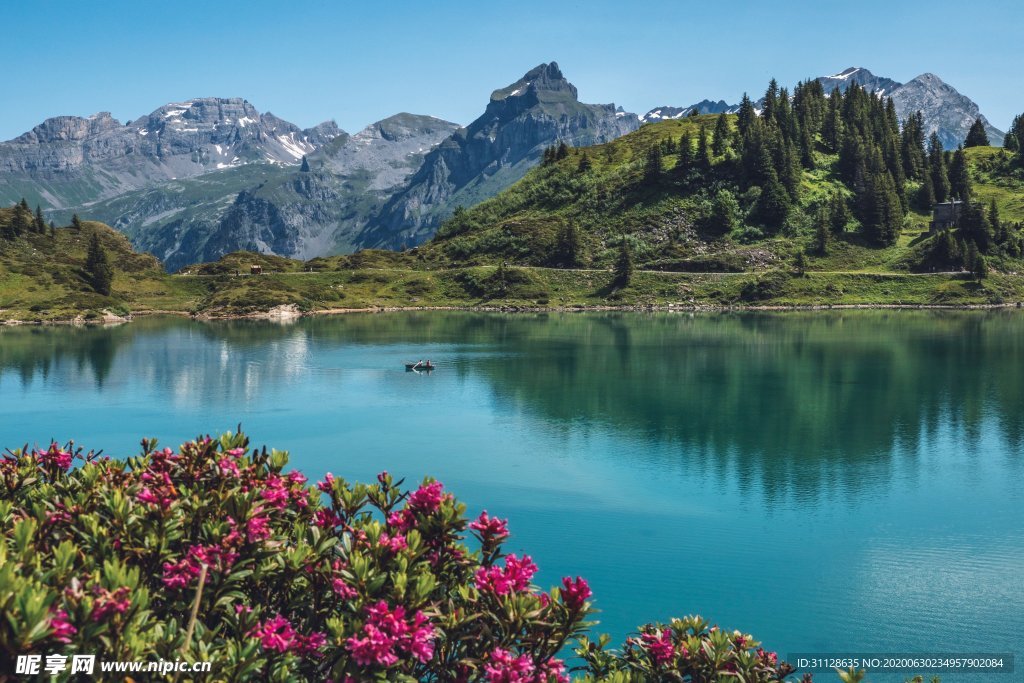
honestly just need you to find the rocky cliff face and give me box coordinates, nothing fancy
[363,63,639,248]
[81,114,460,271]
[887,73,1004,149]
[0,98,342,207]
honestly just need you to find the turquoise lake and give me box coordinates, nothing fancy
[2,311,1022,676]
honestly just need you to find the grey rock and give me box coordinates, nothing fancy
[0,98,344,208]
[641,100,738,123]
[887,73,1004,149]
[363,62,639,248]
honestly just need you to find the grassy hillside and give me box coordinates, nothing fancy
[0,208,205,320]
[418,117,1024,276]
[4,116,1024,321]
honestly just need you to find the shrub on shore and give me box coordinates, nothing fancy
[1,431,802,681]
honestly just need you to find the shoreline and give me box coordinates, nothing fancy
[4,300,1024,326]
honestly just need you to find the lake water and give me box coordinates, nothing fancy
[2,312,1022,677]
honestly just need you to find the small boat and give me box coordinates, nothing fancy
[405,360,435,371]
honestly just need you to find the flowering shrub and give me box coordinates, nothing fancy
[1,431,805,682]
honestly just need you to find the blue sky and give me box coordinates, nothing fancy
[2,0,1021,140]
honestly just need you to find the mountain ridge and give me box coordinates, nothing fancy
[641,66,1005,149]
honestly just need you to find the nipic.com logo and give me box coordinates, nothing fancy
[14,654,212,676]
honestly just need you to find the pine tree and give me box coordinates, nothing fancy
[964,118,989,147]
[644,144,663,184]
[556,142,569,160]
[707,190,739,236]
[11,202,31,236]
[813,207,830,255]
[711,113,729,156]
[830,193,851,234]
[861,170,903,246]
[973,253,988,279]
[696,124,712,171]
[300,155,311,172]
[737,94,756,139]
[928,133,950,202]
[676,132,694,176]
[756,172,791,233]
[957,201,992,252]
[965,240,980,275]
[948,148,971,200]
[1010,114,1024,162]
[988,199,1003,242]
[762,79,780,124]
[71,214,83,232]
[85,231,113,296]
[556,222,581,267]
[900,111,927,180]
[1006,133,1020,152]
[614,236,634,286]
[577,153,592,173]
[542,146,556,166]
[34,205,46,233]
[914,171,936,211]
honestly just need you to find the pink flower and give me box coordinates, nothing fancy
[387,509,414,532]
[377,471,390,485]
[226,447,245,457]
[191,543,238,571]
[407,481,444,513]
[317,473,335,493]
[36,443,73,471]
[295,631,327,656]
[260,475,290,509]
[217,457,241,477]
[234,604,253,615]
[246,515,271,542]
[475,554,538,596]
[469,510,510,542]
[162,558,201,589]
[249,614,296,653]
[332,578,357,599]
[378,532,407,554]
[49,608,76,644]
[345,601,435,668]
[313,509,340,528]
[641,629,675,665]
[560,576,591,611]
[483,648,566,682]
[91,587,131,622]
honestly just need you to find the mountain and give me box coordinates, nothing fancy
[75,113,460,271]
[361,62,639,248]
[641,100,738,123]
[887,73,1004,149]
[644,67,1003,150]
[814,66,902,97]
[0,98,343,209]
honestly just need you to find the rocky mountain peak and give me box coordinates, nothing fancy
[13,112,123,144]
[815,67,902,96]
[368,62,638,248]
[890,72,1003,148]
[490,62,578,103]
